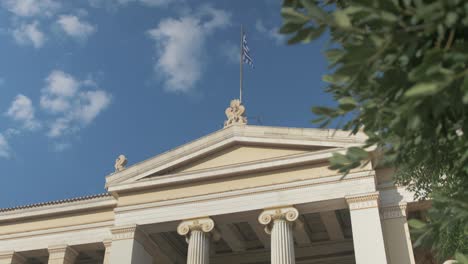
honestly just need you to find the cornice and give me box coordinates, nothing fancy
[0,195,116,222]
[345,192,380,210]
[105,125,367,187]
[0,221,114,240]
[115,170,376,214]
[108,147,350,193]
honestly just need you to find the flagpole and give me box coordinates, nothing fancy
[239,24,243,103]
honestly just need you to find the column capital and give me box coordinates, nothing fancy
[103,239,112,248]
[0,251,26,264]
[48,245,78,264]
[381,203,407,219]
[177,217,215,236]
[345,192,380,210]
[258,206,299,232]
[111,224,146,242]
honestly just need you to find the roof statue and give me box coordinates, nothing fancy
[224,99,247,128]
[114,154,128,172]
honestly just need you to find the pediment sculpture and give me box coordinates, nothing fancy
[224,99,247,128]
[114,154,128,172]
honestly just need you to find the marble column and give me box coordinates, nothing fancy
[0,251,26,264]
[177,217,217,264]
[346,192,388,264]
[48,245,78,264]
[258,206,299,264]
[381,204,415,264]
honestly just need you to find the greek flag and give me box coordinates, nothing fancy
[242,33,253,68]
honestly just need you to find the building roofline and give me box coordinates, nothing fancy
[0,193,115,221]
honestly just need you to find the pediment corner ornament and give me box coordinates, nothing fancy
[224,99,247,128]
[114,154,128,172]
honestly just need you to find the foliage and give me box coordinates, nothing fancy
[280,0,468,260]
[409,191,468,262]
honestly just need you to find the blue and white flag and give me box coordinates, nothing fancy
[242,33,253,68]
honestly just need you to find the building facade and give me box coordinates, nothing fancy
[0,109,427,264]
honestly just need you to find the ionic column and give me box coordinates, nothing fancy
[381,204,415,264]
[346,192,388,264]
[48,245,78,264]
[177,217,216,264]
[0,251,26,264]
[258,206,299,264]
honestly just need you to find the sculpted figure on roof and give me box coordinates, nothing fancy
[114,154,128,172]
[224,99,247,128]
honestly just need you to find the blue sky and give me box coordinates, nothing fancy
[0,0,333,208]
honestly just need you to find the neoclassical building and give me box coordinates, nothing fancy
[0,102,428,264]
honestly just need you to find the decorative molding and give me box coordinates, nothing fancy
[0,221,113,241]
[108,147,351,192]
[0,196,116,222]
[106,125,368,186]
[381,204,407,219]
[258,206,299,234]
[110,225,143,242]
[177,217,216,239]
[345,192,380,210]
[115,170,375,215]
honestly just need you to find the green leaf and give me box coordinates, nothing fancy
[279,22,305,34]
[408,219,427,229]
[347,147,368,160]
[455,252,468,264]
[333,11,352,28]
[300,0,327,21]
[445,12,458,27]
[281,7,310,24]
[404,83,440,98]
[338,97,357,111]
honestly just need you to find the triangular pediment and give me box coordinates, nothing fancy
[168,145,323,174]
[105,125,367,192]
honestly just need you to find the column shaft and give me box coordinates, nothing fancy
[187,230,210,264]
[177,217,216,264]
[259,206,299,264]
[271,219,295,264]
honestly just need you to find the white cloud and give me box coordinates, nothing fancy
[147,6,231,92]
[75,90,111,124]
[2,0,60,17]
[0,133,10,158]
[5,94,40,130]
[40,70,79,113]
[255,19,284,45]
[89,0,174,8]
[221,42,239,65]
[40,70,111,138]
[12,21,46,48]
[57,15,96,40]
